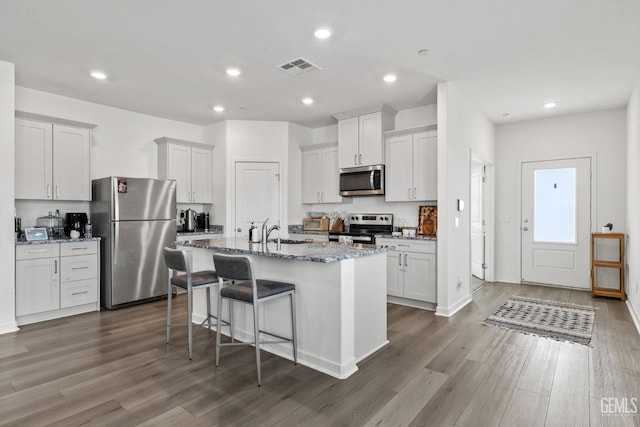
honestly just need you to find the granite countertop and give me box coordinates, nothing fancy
[177,229,224,237]
[177,237,392,263]
[376,234,437,241]
[16,236,101,246]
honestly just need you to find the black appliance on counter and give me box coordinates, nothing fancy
[65,212,88,237]
[197,212,210,231]
[328,213,393,244]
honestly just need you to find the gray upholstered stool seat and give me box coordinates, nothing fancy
[213,253,297,386]
[163,247,229,359]
[171,270,219,289]
[220,279,295,302]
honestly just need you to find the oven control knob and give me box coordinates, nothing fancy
[351,216,355,221]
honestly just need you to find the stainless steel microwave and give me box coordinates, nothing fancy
[339,164,384,196]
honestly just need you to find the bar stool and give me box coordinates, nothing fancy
[213,253,297,386]
[163,247,230,359]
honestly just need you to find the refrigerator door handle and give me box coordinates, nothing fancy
[113,178,120,221]
[113,222,119,265]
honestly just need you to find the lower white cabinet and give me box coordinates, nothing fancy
[15,240,100,325]
[378,238,436,305]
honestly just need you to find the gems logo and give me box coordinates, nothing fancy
[601,397,638,415]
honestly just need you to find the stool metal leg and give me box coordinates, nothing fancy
[290,293,297,365]
[206,287,212,333]
[166,279,172,344]
[187,285,193,359]
[253,303,261,386]
[215,288,223,366]
[229,299,235,342]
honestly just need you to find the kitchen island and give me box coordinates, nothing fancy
[177,237,391,379]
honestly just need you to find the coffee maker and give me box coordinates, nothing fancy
[197,212,210,231]
[65,212,88,237]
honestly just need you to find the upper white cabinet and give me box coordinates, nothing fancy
[155,137,214,204]
[385,126,437,202]
[15,114,93,201]
[335,105,396,169]
[301,143,342,204]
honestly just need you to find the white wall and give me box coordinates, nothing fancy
[14,87,204,227]
[312,124,338,144]
[204,121,227,227]
[495,108,627,283]
[626,82,640,325]
[0,61,17,334]
[395,104,437,129]
[220,120,291,236]
[436,82,495,316]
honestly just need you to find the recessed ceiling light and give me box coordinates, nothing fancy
[314,27,332,39]
[90,71,107,80]
[213,105,225,113]
[383,74,397,83]
[226,68,241,77]
[543,102,557,109]
[503,113,512,119]
[302,97,314,105]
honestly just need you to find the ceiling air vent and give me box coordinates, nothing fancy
[277,57,322,77]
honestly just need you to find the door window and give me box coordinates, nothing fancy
[533,167,576,243]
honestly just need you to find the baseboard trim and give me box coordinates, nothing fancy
[0,320,19,335]
[626,300,640,336]
[192,313,359,379]
[435,295,472,317]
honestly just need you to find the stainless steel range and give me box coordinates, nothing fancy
[328,213,393,244]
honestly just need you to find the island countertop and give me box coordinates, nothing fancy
[176,236,392,263]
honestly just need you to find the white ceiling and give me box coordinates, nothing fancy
[1,0,639,128]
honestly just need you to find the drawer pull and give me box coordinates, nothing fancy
[397,244,410,247]
[71,291,89,296]
[28,249,49,253]
[72,266,89,270]
[71,247,89,250]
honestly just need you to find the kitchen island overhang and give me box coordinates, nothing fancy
[176,237,392,379]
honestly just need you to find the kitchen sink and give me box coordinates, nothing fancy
[268,239,310,245]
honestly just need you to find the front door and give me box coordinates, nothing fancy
[234,162,280,238]
[521,158,591,288]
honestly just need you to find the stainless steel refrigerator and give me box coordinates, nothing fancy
[91,177,176,309]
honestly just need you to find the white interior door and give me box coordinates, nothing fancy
[521,158,591,288]
[234,162,280,237]
[471,159,485,279]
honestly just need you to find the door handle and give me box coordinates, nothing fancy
[236,228,242,232]
[354,154,357,165]
[113,222,119,264]
[192,192,195,202]
[54,260,57,274]
[404,253,408,267]
[523,226,529,231]
[359,153,362,165]
[398,253,402,266]
[55,185,59,199]
[321,191,324,202]
[47,184,51,198]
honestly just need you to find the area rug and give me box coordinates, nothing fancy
[482,296,595,346]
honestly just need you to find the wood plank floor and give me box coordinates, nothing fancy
[1,282,639,426]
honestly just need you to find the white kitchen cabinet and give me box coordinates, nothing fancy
[385,127,437,202]
[378,238,436,306]
[301,143,342,204]
[156,137,213,204]
[15,244,60,316]
[335,105,396,169]
[15,240,100,325]
[15,116,92,201]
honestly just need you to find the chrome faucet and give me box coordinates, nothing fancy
[260,218,281,242]
[266,224,281,241]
